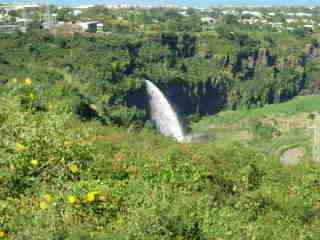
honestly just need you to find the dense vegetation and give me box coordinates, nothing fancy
[1,71,320,239]
[1,15,320,126]
[1,6,320,239]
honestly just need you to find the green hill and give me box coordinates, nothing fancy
[192,95,320,161]
[1,77,320,239]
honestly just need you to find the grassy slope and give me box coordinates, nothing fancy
[2,79,320,239]
[192,95,320,159]
[193,95,320,130]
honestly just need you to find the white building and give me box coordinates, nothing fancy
[286,19,296,24]
[73,10,82,16]
[241,11,263,18]
[179,11,188,16]
[78,21,100,32]
[97,23,104,32]
[296,13,312,18]
[76,5,94,9]
[61,21,103,33]
[271,22,283,29]
[201,17,216,24]
[222,10,238,16]
[15,17,32,25]
[286,13,295,17]
[304,24,314,31]
[12,4,40,11]
[241,18,259,25]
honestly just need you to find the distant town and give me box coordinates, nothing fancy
[0,3,320,35]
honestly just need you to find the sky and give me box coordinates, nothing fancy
[1,0,320,7]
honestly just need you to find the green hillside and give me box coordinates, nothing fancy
[193,95,320,161]
[2,6,320,239]
[1,77,320,239]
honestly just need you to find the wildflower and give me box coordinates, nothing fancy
[85,192,97,203]
[15,143,27,152]
[24,78,32,86]
[48,103,53,111]
[0,231,5,237]
[115,153,125,162]
[29,93,35,100]
[43,194,53,203]
[89,104,97,112]
[39,201,48,209]
[69,163,79,173]
[116,217,124,225]
[232,185,237,192]
[31,159,39,167]
[67,195,77,204]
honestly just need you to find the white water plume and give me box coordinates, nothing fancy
[145,80,184,142]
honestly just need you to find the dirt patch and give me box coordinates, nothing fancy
[280,147,305,166]
[264,113,312,133]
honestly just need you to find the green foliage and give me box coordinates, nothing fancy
[0,23,317,126]
[250,119,279,140]
[1,81,320,239]
[1,12,320,239]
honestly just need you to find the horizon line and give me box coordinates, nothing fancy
[0,1,319,8]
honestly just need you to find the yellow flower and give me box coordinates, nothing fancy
[85,192,96,203]
[25,78,32,86]
[31,159,39,167]
[43,194,53,203]
[0,231,5,237]
[67,195,77,204]
[48,104,53,111]
[29,93,35,100]
[69,163,79,173]
[15,143,27,152]
[89,104,97,111]
[39,201,48,209]
[116,217,124,225]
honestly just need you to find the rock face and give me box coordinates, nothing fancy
[280,148,304,166]
[126,80,227,118]
[160,80,227,117]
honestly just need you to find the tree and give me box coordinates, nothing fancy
[179,34,196,58]
[223,14,238,25]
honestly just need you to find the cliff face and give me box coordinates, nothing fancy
[125,80,228,119]
[1,29,319,130]
[120,42,317,124]
[159,80,227,116]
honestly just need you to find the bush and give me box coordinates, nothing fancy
[250,119,279,140]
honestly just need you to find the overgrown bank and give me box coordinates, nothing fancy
[1,77,320,239]
[1,28,319,126]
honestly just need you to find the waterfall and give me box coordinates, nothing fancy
[145,80,185,142]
